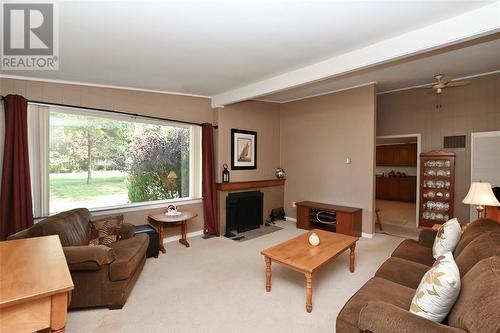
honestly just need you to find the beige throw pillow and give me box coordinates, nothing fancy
[409,251,461,322]
[432,218,461,259]
[88,215,123,246]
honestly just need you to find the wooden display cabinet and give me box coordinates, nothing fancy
[419,151,456,228]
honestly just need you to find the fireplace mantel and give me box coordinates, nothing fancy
[216,179,285,192]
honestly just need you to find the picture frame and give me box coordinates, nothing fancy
[231,128,257,170]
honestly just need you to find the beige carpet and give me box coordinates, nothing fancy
[376,223,420,240]
[67,221,402,333]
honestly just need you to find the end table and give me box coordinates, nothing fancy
[148,211,197,253]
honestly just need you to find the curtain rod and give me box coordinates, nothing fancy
[0,95,218,129]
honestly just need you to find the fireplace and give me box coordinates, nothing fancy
[225,191,263,237]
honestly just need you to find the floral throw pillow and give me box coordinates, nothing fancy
[409,251,461,322]
[88,215,123,246]
[432,218,462,259]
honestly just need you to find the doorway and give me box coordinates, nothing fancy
[375,134,421,238]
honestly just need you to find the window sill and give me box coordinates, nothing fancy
[35,198,203,222]
[90,198,203,216]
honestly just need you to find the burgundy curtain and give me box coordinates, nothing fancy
[201,123,219,236]
[0,95,33,240]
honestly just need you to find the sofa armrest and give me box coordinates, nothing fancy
[7,228,32,240]
[418,229,437,248]
[359,301,466,333]
[120,223,135,239]
[63,245,116,271]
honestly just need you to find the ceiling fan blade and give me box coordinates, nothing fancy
[440,75,452,85]
[446,81,469,87]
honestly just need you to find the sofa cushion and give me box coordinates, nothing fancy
[337,277,415,329]
[391,239,435,266]
[63,245,116,271]
[454,218,500,257]
[455,232,500,277]
[409,252,461,322]
[448,256,500,333]
[108,234,148,281]
[375,257,430,289]
[432,218,461,259]
[88,215,123,246]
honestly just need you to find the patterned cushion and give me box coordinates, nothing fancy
[409,251,461,322]
[88,215,123,246]
[432,218,461,259]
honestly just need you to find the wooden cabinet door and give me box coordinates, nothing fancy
[397,147,410,165]
[399,178,416,202]
[336,212,353,236]
[376,143,417,166]
[387,179,399,200]
[409,144,417,166]
[383,148,395,165]
[376,179,383,199]
[296,206,310,230]
[376,146,383,166]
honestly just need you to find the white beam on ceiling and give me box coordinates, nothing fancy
[211,1,500,107]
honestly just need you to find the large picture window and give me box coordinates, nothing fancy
[28,104,201,216]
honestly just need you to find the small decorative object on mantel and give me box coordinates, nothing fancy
[231,128,257,170]
[275,167,285,179]
[165,204,181,216]
[222,163,230,183]
[309,232,320,246]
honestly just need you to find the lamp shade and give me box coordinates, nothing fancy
[166,171,178,179]
[462,182,500,206]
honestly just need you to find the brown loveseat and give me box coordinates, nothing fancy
[337,218,500,333]
[8,208,149,309]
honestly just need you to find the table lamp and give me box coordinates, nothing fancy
[462,182,500,218]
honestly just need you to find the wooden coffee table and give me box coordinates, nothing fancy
[261,229,358,313]
[148,211,197,253]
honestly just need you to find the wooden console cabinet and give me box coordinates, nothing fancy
[295,201,362,237]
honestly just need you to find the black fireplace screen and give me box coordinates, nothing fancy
[225,191,263,236]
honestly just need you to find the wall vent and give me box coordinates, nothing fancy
[444,135,466,149]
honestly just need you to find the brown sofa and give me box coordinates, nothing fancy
[8,208,149,309]
[337,218,500,333]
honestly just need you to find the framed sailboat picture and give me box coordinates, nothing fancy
[231,128,257,170]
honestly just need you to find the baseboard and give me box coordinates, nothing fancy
[163,229,204,244]
[285,216,297,222]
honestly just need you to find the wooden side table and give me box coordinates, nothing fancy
[148,211,198,253]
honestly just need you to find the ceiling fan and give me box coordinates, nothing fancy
[415,74,470,110]
[420,74,470,95]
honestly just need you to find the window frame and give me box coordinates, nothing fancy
[28,102,203,218]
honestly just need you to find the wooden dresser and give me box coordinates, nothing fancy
[0,235,74,333]
[295,201,362,237]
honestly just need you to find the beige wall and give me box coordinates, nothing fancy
[215,100,284,233]
[280,84,377,234]
[216,100,281,182]
[377,73,500,223]
[0,77,214,236]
